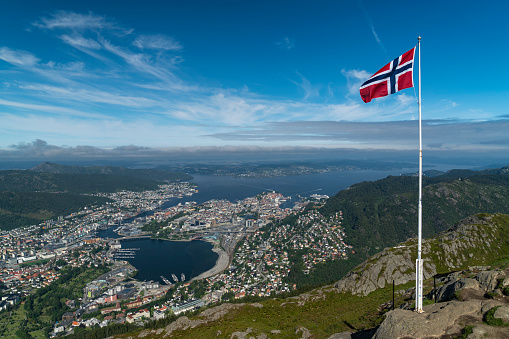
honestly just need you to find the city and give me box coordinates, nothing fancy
[0,181,352,337]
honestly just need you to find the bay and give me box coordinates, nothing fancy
[118,238,218,285]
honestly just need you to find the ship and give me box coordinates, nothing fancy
[160,276,171,285]
[181,273,185,282]
[171,273,179,283]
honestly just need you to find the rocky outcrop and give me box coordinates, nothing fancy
[432,269,505,301]
[368,267,509,339]
[335,214,507,296]
[373,299,509,339]
[335,246,437,296]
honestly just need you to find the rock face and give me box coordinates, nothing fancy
[335,214,506,296]
[335,246,437,296]
[373,300,509,339]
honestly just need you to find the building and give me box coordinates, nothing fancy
[126,309,150,323]
[171,299,205,316]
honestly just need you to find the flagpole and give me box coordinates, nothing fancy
[415,36,424,313]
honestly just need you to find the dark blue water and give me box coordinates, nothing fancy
[119,238,218,284]
[161,169,417,208]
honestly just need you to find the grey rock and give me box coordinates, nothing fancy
[295,326,311,339]
[373,300,482,339]
[466,326,487,339]
[230,327,252,339]
[476,270,502,291]
[493,305,509,322]
[328,331,353,338]
[435,278,480,301]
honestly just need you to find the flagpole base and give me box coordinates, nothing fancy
[415,259,424,313]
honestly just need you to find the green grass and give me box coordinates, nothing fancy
[114,280,420,339]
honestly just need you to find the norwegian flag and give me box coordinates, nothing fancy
[360,47,415,103]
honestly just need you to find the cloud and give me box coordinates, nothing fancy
[33,10,130,35]
[0,99,107,118]
[170,92,270,125]
[0,47,40,67]
[133,35,182,51]
[357,0,388,57]
[100,38,181,85]
[60,35,102,49]
[341,69,371,97]
[275,37,295,50]
[18,83,159,107]
[291,72,321,100]
[206,119,509,151]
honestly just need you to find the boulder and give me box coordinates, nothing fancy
[493,306,509,322]
[476,270,502,291]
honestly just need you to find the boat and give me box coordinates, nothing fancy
[160,276,171,285]
[171,273,179,283]
[181,273,185,281]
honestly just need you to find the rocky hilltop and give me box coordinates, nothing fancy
[335,213,509,296]
[372,267,509,339]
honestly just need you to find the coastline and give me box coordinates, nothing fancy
[191,243,230,281]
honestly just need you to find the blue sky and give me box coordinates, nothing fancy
[1,0,509,162]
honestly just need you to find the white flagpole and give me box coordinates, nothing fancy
[415,36,424,313]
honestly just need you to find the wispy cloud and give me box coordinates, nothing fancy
[0,99,107,118]
[18,83,159,107]
[291,72,321,100]
[133,35,182,51]
[0,47,40,67]
[60,34,102,49]
[357,0,388,58]
[275,37,295,50]
[33,10,131,35]
[341,69,371,97]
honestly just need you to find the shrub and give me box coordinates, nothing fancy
[503,286,509,296]
[484,291,497,299]
[456,325,474,339]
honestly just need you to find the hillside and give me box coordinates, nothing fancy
[0,171,163,194]
[0,162,191,230]
[96,213,509,339]
[30,162,192,182]
[0,191,111,230]
[320,167,509,257]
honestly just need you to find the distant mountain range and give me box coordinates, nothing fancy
[30,162,192,181]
